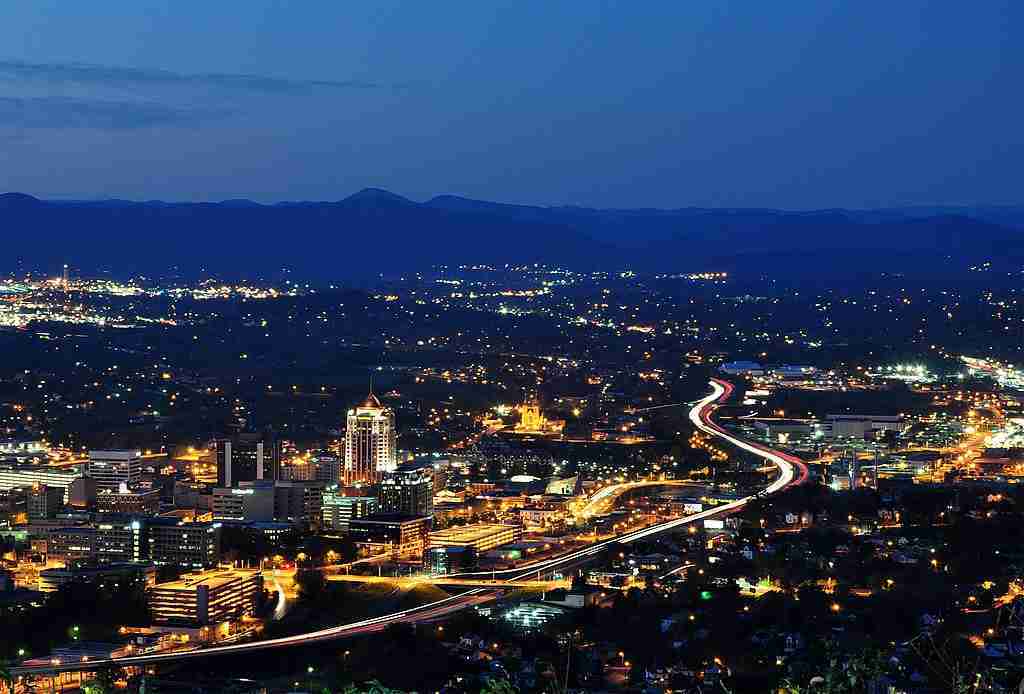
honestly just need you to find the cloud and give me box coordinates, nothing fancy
[0,96,228,129]
[0,60,386,94]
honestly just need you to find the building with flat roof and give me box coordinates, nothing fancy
[212,481,275,522]
[46,519,145,563]
[348,514,431,559]
[86,450,142,490]
[273,480,325,527]
[27,484,64,520]
[322,489,378,533]
[148,568,263,627]
[147,519,221,569]
[0,463,80,502]
[429,523,523,553]
[38,561,156,593]
[379,465,433,518]
[427,546,477,575]
[824,414,907,439]
[96,485,161,515]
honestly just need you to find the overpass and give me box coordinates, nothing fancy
[326,574,570,589]
[10,378,806,680]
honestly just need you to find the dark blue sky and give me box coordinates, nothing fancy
[0,1,1019,208]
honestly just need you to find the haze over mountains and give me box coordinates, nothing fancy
[2,189,1022,285]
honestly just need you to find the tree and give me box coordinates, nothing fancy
[481,677,519,694]
[296,568,327,603]
[341,681,405,694]
[92,666,123,692]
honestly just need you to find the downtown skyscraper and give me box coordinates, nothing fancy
[343,391,397,486]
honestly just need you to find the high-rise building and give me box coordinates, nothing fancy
[321,488,378,533]
[379,465,433,518]
[87,450,142,490]
[27,484,64,520]
[214,432,280,488]
[343,391,397,486]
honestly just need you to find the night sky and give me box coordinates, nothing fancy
[0,1,1020,208]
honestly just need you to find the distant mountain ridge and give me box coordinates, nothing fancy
[1,189,1021,283]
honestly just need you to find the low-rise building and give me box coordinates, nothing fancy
[321,489,378,533]
[147,568,263,627]
[38,561,156,593]
[429,523,523,553]
[348,514,432,558]
[212,481,275,522]
[147,519,221,569]
[46,519,145,563]
[96,486,161,515]
[0,463,80,503]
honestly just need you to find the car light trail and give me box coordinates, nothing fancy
[13,378,805,677]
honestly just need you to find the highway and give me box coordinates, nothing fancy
[577,479,705,518]
[11,378,806,679]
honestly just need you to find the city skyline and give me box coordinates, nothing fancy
[1,2,1022,692]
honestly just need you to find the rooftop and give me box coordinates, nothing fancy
[430,523,520,543]
[151,568,261,592]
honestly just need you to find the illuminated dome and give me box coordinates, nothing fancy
[509,474,540,483]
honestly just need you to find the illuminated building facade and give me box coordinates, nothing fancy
[96,485,161,515]
[379,465,434,518]
[513,395,565,435]
[348,514,431,558]
[0,463,80,502]
[343,392,397,485]
[86,450,142,490]
[321,489,378,533]
[148,568,263,626]
[46,520,145,563]
[147,519,222,569]
[429,523,523,553]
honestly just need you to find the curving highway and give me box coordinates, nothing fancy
[11,378,806,679]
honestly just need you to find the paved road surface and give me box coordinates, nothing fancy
[11,378,806,678]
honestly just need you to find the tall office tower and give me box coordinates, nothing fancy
[379,465,434,518]
[215,431,281,488]
[343,391,397,486]
[86,450,142,491]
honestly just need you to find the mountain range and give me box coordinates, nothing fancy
[2,189,1021,284]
